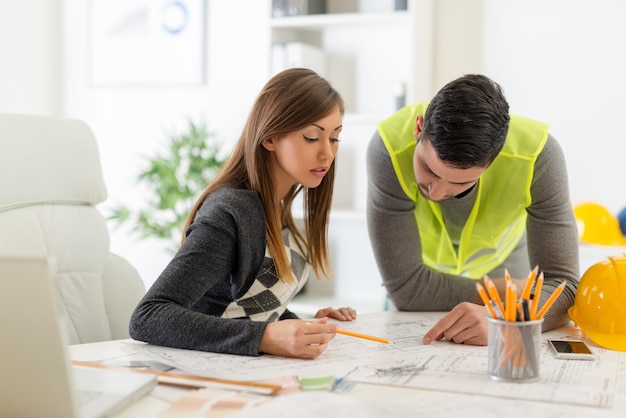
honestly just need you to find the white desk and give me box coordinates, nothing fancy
[69,312,626,418]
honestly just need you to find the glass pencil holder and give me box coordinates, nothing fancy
[487,317,543,383]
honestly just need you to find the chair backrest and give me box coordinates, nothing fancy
[0,113,145,344]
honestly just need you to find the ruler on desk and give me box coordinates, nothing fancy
[72,360,281,396]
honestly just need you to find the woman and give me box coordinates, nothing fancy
[130,68,355,359]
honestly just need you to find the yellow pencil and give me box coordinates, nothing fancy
[530,272,544,319]
[505,281,518,322]
[484,275,505,317]
[521,265,538,300]
[336,329,389,344]
[476,283,497,318]
[535,281,567,319]
[505,280,512,321]
[510,284,518,321]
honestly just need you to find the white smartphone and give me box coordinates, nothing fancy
[548,339,596,360]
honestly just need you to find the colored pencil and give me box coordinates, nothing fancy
[476,283,497,318]
[530,272,544,320]
[521,265,539,300]
[535,281,567,319]
[483,275,505,317]
[336,329,389,344]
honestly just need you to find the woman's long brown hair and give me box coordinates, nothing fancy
[182,68,344,283]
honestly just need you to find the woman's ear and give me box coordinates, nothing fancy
[261,137,276,151]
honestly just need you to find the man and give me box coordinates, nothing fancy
[366,74,579,345]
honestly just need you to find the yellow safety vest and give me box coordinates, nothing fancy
[378,102,549,279]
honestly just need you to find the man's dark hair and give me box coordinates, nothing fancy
[422,74,510,169]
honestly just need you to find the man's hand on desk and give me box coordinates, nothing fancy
[422,302,488,346]
[259,318,338,359]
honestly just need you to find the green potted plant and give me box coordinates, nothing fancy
[108,120,226,253]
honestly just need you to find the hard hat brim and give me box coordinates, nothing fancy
[569,307,626,352]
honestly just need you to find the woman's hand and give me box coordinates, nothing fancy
[258,318,338,359]
[315,306,357,321]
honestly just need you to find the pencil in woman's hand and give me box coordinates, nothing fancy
[335,329,389,344]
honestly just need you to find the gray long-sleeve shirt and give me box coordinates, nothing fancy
[366,131,579,331]
[129,185,299,356]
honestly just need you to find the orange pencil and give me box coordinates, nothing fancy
[530,272,544,319]
[476,283,497,318]
[535,281,567,319]
[483,275,505,317]
[505,281,518,322]
[521,266,539,300]
[511,284,518,321]
[505,281,513,321]
[336,329,389,344]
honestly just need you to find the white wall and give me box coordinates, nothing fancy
[0,0,62,116]
[481,0,626,215]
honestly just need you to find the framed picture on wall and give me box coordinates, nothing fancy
[90,0,206,86]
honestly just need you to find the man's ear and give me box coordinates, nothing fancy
[261,137,276,151]
[413,115,424,142]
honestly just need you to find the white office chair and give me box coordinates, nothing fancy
[0,113,146,344]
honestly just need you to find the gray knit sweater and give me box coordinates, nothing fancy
[366,131,580,332]
[129,185,299,356]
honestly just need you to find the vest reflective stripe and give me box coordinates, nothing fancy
[378,103,549,279]
[427,217,523,276]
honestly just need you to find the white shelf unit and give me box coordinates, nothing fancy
[271,10,409,30]
[267,1,436,314]
[268,0,434,118]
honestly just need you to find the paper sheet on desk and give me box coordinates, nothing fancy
[126,312,621,408]
[124,314,421,382]
[225,392,419,418]
[225,387,626,418]
[339,344,620,408]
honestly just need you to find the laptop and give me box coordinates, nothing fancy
[0,256,157,418]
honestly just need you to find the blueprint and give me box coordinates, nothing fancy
[127,311,621,408]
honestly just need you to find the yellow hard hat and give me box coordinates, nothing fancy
[573,202,626,246]
[568,253,626,351]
